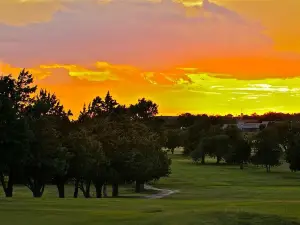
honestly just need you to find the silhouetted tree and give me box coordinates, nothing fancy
[25,90,71,198]
[252,127,282,172]
[165,129,182,154]
[286,134,300,172]
[0,73,34,197]
[225,138,252,169]
[129,98,158,120]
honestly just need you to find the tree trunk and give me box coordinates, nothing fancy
[201,154,205,164]
[25,178,45,198]
[140,182,145,192]
[74,179,79,198]
[32,183,45,198]
[171,149,174,154]
[0,171,14,197]
[102,184,108,197]
[135,181,141,193]
[79,180,91,198]
[5,185,13,197]
[216,156,221,164]
[135,181,145,193]
[6,170,14,197]
[112,183,119,197]
[240,163,244,170]
[95,185,102,198]
[94,181,104,198]
[33,189,44,197]
[85,180,91,198]
[56,183,65,198]
[55,176,66,198]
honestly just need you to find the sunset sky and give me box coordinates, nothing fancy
[1,0,300,117]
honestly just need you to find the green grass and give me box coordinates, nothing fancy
[2,154,300,224]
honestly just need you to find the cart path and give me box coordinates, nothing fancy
[143,184,180,199]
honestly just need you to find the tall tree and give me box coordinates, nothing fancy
[225,138,252,169]
[66,127,105,198]
[252,127,282,172]
[0,74,33,197]
[24,116,68,197]
[86,118,125,197]
[125,120,171,193]
[24,90,71,197]
[183,117,211,155]
[223,126,251,169]
[286,134,300,172]
[15,69,37,115]
[27,89,72,119]
[165,129,182,154]
[212,134,230,164]
[102,91,118,114]
[80,92,124,121]
[191,136,212,164]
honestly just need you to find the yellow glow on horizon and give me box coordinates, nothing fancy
[177,73,300,116]
[2,61,300,118]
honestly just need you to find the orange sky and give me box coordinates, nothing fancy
[1,0,300,117]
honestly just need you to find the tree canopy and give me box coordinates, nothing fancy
[0,70,171,198]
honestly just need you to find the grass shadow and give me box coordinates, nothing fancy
[207,211,300,225]
[141,211,300,225]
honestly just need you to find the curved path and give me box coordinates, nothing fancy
[143,184,180,199]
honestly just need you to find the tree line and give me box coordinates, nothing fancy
[0,70,171,198]
[177,114,300,172]
[160,112,300,156]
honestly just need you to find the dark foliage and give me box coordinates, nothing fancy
[0,71,171,198]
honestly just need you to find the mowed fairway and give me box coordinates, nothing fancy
[2,155,300,225]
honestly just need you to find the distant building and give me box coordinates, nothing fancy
[223,119,270,132]
[237,120,269,132]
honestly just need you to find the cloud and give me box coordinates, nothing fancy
[0,60,192,87]
[182,56,300,79]
[0,0,272,71]
[2,0,299,79]
[0,0,66,26]
[216,0,300,53]
[0,60,171,116]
